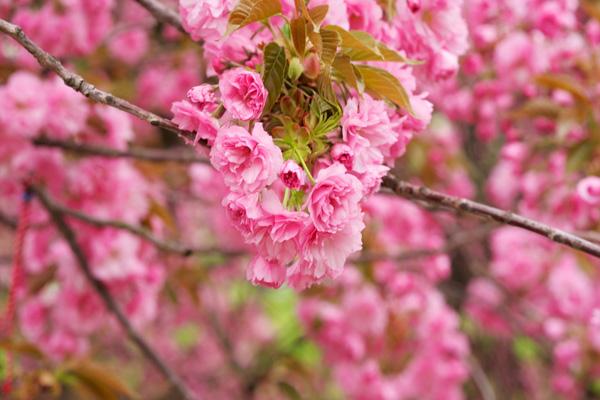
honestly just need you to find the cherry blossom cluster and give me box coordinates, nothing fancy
[172,0,468,289]
[0,70,164,358]
[299,194,470,400]
[424,1,600,397]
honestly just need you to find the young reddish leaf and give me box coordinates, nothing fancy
[308,5,329,26]
[262,42,289,112]
[308,31,323,55]
[63,360,137,400]
[294,0,313,23]
[228,0,282,32]
[290,17,307,57]
[319,29,340,66]
[535,73,590,105]
[355,65,413,113]
[324,26,419,63]
[323,26,381,61]
[376,42,423,65]
[332,54,361,92]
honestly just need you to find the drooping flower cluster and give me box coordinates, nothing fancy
[299,194,470,400]
[171,0,453,289]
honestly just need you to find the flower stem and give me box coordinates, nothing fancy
[283,188,291,208]
[295,150,315,184]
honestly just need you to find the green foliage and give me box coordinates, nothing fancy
[174,324,201,350]
[513,336,540,362]
[262,42,289,113]
[309,92,342,138]
[288,57,304,81]
[263,288,303,346]
[288,189,306,210]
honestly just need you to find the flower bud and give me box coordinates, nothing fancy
[280,160,307,190]
[303,53,321,79]
[407,0,421,13]
[288,57,304,81]
[331,143,354,170]
[577,177,600,205]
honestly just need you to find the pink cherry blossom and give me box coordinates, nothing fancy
[279,160,307,190]
[171,100,219,145]
[210,124,283,193]
[307,163,363,234]
[246,255,287,289]
[219,68,268,121]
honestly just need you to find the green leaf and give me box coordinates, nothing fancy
[288,57,304,81]
[567,140,595,172]
[262,42,289,113]
[355,65,413,112]
[290,17,307,57]
[174,324,201,350]
[308,5,329,26]
[228,0,282,32]
[332,54,361,92]
[310,93,342,137]
[513,336,540,362]
[278,381,302,400]
[319,29,340,66]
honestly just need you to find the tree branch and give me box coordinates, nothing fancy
[355,224,494,264]
[0,18,198,145]
[29,185,197,400]
[33,137,208,164]
[133,0,185,33]
[382,175,600,259]
[0,210,17,230]
[3,18,598,260]
[24,190,241,258]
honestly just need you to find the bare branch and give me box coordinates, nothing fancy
[382,175,600,259]
[29,185,196,400]
[133,0,185,33]
[0,210,17,230]
[24,191,241,258]
[469,356,496,400]
[355,224,494,264]
[0,18,199,145]
[33,137,208,164]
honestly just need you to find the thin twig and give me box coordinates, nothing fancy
[381,175,600,259]
[355,224,494,263]
[469,356,497,400]
[29,185,197,400]
[133,0,186,33]
[0,19,198,145]
[0,211,17,230]
[33,137,208,164]
[26,190,241,258]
